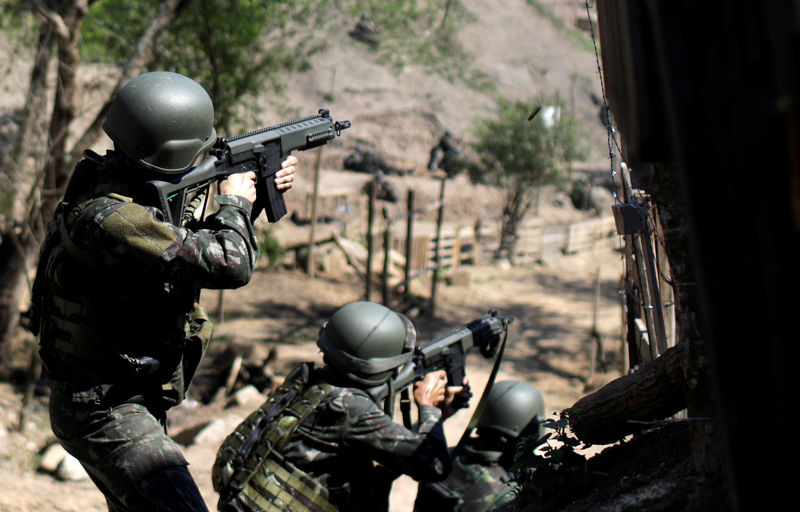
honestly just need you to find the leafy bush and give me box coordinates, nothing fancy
[258,227,284,268]
[512,412,592,509]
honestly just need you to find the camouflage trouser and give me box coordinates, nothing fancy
[49,382,207,512]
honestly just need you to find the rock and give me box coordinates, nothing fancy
[323,245,351,276]
[57,454,89,481]
[0,426,8,457]
[195,415,246,446]
[230,385,264,408]
[39,443,68,473]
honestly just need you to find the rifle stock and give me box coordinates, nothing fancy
[367,310,510,404]
[145,109,351,225]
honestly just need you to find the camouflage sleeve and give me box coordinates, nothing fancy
[336,389,452,483]
[72,193,258,289]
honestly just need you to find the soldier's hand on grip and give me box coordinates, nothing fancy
[414,370,448,408]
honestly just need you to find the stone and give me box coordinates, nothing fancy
[39,443,68,473]
[56,454,89,481]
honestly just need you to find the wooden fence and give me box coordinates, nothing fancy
[395,215,618,272]
[613,162,676,370]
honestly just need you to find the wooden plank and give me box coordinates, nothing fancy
[542,224,568,253]
[451,230,462,269]
[405,215,619,270]
[411,235,430,271]
[474,219,500,264]
[634,317,651,363]
[513,221,544,263]
[565,217,617,254]
[428,228,459,269]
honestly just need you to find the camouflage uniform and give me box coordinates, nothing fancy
[216,363,451,512]
[413,441,518,512]
[30,151,258,512]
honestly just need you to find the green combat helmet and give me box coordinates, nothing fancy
[103,71,217,174]
[477,380,546,440]
[317,301,415,387]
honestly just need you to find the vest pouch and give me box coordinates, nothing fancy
[159,304,214,409]
[184,303,214,386]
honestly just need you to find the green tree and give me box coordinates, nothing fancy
[469,97,582,263]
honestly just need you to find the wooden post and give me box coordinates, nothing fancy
[589,267,602,382]
[365,175,377,301]
[383,221,392,306]
[306,147,323,277]
[642,230,670,353]
[17,341,41,433]
[452,228,462,269]
[217,289,225,323]
[430,178,446,316]
[654,207,676,348]
[620,162,667,359]
[619,274,629,374]
[404,190,415,305]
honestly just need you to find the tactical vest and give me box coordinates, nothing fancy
[213,363,336,512]
[30,153,212,408]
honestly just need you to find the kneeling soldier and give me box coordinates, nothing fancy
[213,301,467,512]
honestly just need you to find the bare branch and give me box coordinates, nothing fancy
[28,0,69,40]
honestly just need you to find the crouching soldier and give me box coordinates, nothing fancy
[414,380,546,512]
[213,301,468,511]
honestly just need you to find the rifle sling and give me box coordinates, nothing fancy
[456,322,510,448]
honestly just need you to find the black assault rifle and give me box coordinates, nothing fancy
[367,309,512,416]
[144,109,351,225]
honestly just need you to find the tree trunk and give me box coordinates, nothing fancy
[498,187,528,263]
[0,19,55,350]
[649,162,721,475]
[39,0,88,221]
[2,24,53,217]
[567,344,685,445]
[0,1,86,351]
[0,0,185,350]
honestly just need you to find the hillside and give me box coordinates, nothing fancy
[272,0,608,175]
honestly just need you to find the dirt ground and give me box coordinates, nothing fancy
[0,224,627,512]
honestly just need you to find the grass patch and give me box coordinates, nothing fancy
[526,0,596,53]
